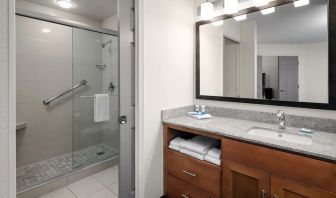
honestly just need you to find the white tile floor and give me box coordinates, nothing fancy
[38,165,118,198]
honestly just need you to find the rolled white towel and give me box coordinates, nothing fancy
[168,144,180,152]
[170,137,186,147]
[180,148,205,161]
[207,147,221,159]
[180,136,219,155]
[205,155,221,166]
[187,112,212,120]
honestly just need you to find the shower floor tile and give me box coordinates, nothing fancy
[17,144,119,193]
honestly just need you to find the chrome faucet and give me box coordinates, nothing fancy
[276,110,286,130]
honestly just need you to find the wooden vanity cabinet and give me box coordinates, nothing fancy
[163,124,336,198]
[222,160,270,198]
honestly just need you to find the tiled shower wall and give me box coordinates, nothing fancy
[16,16,73,167]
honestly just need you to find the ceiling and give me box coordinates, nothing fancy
[245,0,328,44]
[25,0,118,20]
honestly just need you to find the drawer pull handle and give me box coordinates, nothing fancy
[182,170,197,177]
[261,190,266,198]
[181,194,189,198]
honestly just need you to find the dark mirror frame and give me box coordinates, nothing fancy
[196,0,336,110]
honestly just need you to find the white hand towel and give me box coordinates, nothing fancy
[168,144,180,152]
[94,94,110,122]
[180,148,205,161]
[170,137,186,147]
[180,136,219,155]
[207,148,221,159]
[205,155,221,166]
[187,112,212,120]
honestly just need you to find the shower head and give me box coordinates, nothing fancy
[102,40,112,48]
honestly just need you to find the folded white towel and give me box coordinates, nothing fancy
[168,144,180,152]
[170,137,186,147]
[94,94,110,122]
[180,136,219,155]
[207,148,221,159]
[187,112,212,120]
[205,155,221,166]
[180,148,205,161]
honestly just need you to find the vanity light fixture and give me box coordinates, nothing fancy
[234,14,247,21]
[261,7,275,15]
[224,0,238,15]
[212,20,224,26]
[201,1,214,20]
[294,0,309,7]
[56,0,73,9]
[253,0,270,7]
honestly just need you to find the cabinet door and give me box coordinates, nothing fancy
[271,175,336,198]
[223,160,270,198]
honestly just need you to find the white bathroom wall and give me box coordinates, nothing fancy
[239,21,257,98]
[222,19,241,42]
[141,0,195,197]
[102,15,118,31]
[0,0,10,196]
[199,25,223,96]
[258,42,328,103]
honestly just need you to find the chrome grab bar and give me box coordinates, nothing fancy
[43,80,87,105]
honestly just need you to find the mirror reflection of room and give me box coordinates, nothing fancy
[199,0,328,103]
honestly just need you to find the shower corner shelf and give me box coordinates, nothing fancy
[16,122,27,132]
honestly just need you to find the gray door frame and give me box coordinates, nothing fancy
[119,0,136,197]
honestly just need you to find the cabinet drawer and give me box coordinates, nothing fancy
[166,149,221,197]
[167,174,216,198]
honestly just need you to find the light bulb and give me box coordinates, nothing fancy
[224,0,238,15]
[253,0,269,7]
[201,2,214,20]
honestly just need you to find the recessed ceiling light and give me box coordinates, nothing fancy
[201,1,214,20]
[261,7,275,15]
[234,14,247,21]
[41,28,51,33]
[56,0,73,9]
[294,0,309,7]
[212,20,224,26]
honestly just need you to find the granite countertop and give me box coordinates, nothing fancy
[163,115,336,162]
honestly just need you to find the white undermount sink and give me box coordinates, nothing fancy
[247,127,312,145]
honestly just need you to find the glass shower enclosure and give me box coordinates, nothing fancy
[16,16,119,192]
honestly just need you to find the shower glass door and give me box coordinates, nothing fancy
[72,28,120,169]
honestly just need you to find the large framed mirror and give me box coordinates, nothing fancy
[196,0,336,109]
